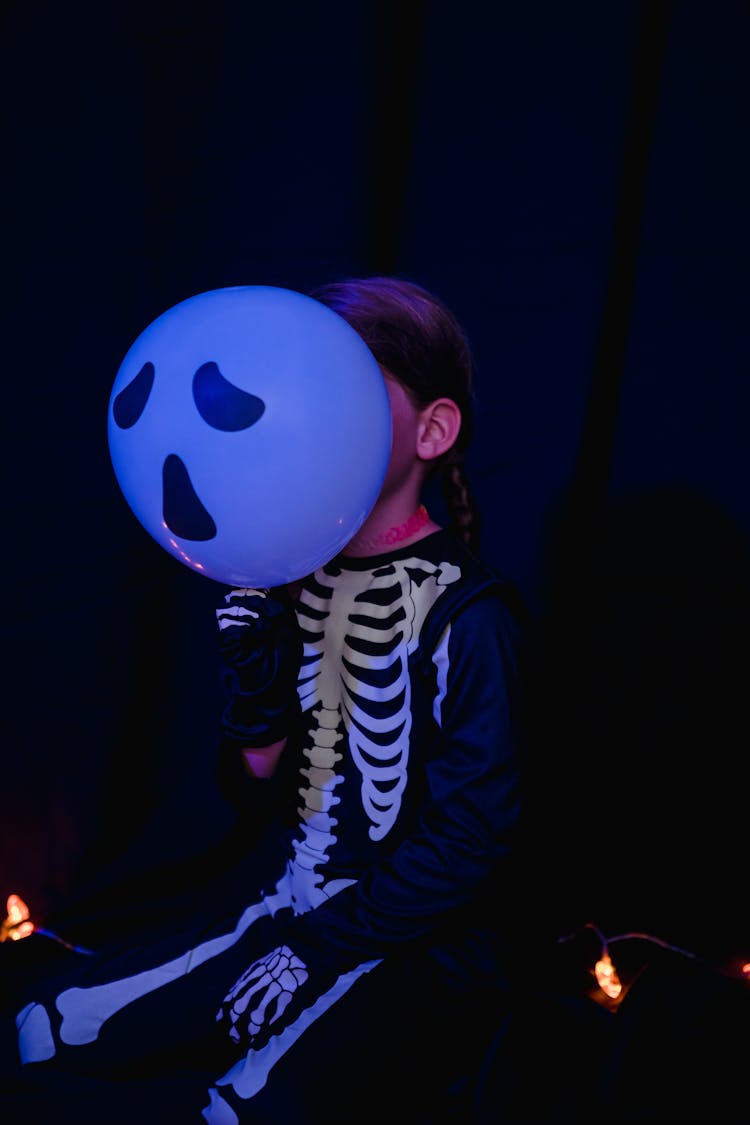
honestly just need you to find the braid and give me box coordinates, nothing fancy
[439,459,481,555]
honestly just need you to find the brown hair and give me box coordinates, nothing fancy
[310,275,481,553]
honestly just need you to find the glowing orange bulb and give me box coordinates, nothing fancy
[594,952,622,999]
[1,893,35,942]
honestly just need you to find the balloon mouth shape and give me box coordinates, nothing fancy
[107,285,393,587]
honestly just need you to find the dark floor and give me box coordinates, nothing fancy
[2,932,748,1123]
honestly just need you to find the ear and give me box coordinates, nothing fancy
[416,398,462,462]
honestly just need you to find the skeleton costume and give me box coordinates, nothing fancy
[15,530,525,1123]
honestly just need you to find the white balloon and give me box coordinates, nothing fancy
[108,286,392,586]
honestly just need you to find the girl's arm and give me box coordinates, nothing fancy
[214,586,301,808]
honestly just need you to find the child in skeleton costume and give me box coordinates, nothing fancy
[14,278,527,1123]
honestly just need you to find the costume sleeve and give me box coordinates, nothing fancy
[279,590,525,975]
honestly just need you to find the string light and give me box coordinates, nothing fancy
[0,894,95,955]
[557,920,714,1010]
[4,893,747,989]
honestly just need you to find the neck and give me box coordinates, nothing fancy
[343,503,437,557]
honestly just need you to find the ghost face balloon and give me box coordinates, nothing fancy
[108,286,392,587]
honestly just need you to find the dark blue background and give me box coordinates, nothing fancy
[1,0,747,974]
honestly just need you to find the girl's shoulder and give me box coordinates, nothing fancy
[414,531,528,656]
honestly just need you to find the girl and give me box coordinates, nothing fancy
[14,276,527,1123]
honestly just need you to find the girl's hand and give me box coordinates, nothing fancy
[216,587,302,749]
[216,945,309,1048]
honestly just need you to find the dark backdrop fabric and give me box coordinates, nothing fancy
[1,0,747,1006]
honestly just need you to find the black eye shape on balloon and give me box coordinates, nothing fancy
[162,364,265,542]
[193,361,265,430]
[112,362,155,429]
